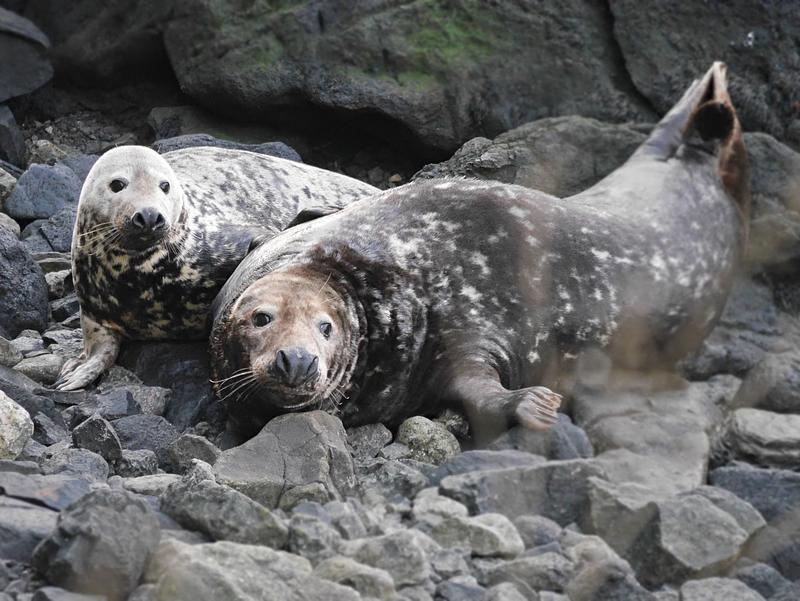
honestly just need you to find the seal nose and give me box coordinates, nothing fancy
[274,347,319,387]
[131,207,166,232]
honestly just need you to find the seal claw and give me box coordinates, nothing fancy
[514,387,562,431]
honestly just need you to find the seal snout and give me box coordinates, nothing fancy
[272,347,319,387]
[131,207,168,233]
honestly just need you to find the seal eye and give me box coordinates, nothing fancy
[109,179,127,193]
[319,322,332,339]
[252,312,272,327]
[160,181,170,194]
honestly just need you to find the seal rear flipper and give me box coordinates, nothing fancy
[283,204,342,230]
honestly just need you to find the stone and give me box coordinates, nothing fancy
[114,449,159,477]
[412,487,469,529]
[440,459,604,526]
[734,562,791,600]
[0,212,19,238]
[378,442,412,461]
[0,228,49,338]
[3,163,81,221]
[0,165,16,203]
[72,414,122,463]
[0,7,52,103]
[144,538,360,601]
[111,414,178,466]
[31,588,106,601]
[486,553,575,596]
[396,416,461,465]
[344,530,433,587]
[347,422,393,460]
[163,1,651,153]
[436,577,486,601]
[0,471,91,511]
[32,489,160,601]
[214,411,355,508]
[733,352,800,414]
[25,207,77,254]
[50,295,80,322]
[315,556,395,600]
[45,270,74,300]
[513,515,562,550]
[0,458,38,474]
[160,475,288,549]
[724,408,800,468]
[0,496,58,561]
[429,450,544,486]
[288,513,341,565]
[96,383,170,417]
[359,458,429,500]
[0,105,26,167]
[429,513,524,558]
[165,433,220,473]
[13,353,64,385]
[40,447,109,482]
[70,389,142,426]
[324,500,368,540]
[121,474,180,497]
[679,577,766,601]
[152,133,301,162]
[484,583,527,601]
[490,413,594,460]
[565,558,656,601]
[0,390,33,459]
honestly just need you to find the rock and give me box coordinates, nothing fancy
[112,414,178,466]
[395,416,460,465]
[151,133,301,162]
[484,583,527,601]
[0,105,26,167]
[344,530,433,588]
[724,408,800,468]
[33,252,72,274]
[0,470,92,511]
[440,459,604,526]
[359,458,429,499]
[490,413,594,460]
[288,512,341,565]
[22,207,77,254]
[429,450,544,486]
[0,7,52,103]
[565,558,656,601]
[214,411,355,509]
[486,552,575,595]
[121,474,180,497]
[13,353,64,385]
[0,495,58,561]
[145,538,359,601]
[436,577,485,601]
[0,212,19,238]
[163,1,651,152]
[40,447,109,482]
[69,389,142,427]
[733,352,800,415]
[71,414,122,463]
[771,583,800,601]
[50,295,80,323]
[115,449,157,478]
[412,487,469,528]
[165,433,220,473]
[0,458,38,474]
[429,513,524,558]
[3,163,81,221]
[679,577,766,601]
[324,500,368,540]
[611,1,800,148]
[513,515,562,550]
[160,475,288,548]
[32,489,160,601]
[0,228,49,338]
[734,562,791,600]
[314,556,395,600]
[95,383,170,417]
[0,390,34,459]
[45,270,74,300]
[347,422,393,460]
[416,116,645,194]
[32,587,107,601]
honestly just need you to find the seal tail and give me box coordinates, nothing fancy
[636,62,751,225]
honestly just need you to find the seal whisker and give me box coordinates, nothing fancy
[219,375,258,403]
[214,370,256,395]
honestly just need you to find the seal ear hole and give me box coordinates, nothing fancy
[252,312,273,327]
[693,101,734,142]
[109,179,127,193]
[319,322,332,339]
[160,181,170,194]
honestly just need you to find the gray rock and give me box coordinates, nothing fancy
[72,414,122,463]
[734,562,791,600]
[484,583,528,601]
[163,1,650,152]
[0,105,26,167]
[0,7,52,103]
[396,416,460,465]
[13,353,64,385]
[513,515,563,550]
[0,390,33,459]
[24,207,77,254]
[152,133,301,162]
[724,408,800,468]
[111,414,178,466]
[733,352,800,415]
[412,487,469,530]
[121,474,180,497]
[114,449,158,477]
[430,548,471,581]
[378,442,412,461]
[0,496,57,561]
[0,211,20,238]
[324,500,368,540]
[344,530,434,588]
[214,411,355,509]
[486,552,575,595]
[0,471,91,510]
[679,577,766,601]
[565,558,656,601]
[31,588,106,601]
[289,513,342,565]
[490,413,594,460]
[359,458,428,499]
[347,422,393,460]
[32,488,160,601]
[0,458,38,474]
[440,459,604,526]
[144,538,360,601]
[429,513,524,558]
[771,583,800,601]
[165,433,220,473]
[0,228,49,338]
[161,474,288,548]
[315,556,395,600]
[40,447,109,482]
[44,270,74,300]
[50,295,80,323]
[3,163,81,221]
[96,383,170,417]
[436,577,485,601]
[429,450,545,486]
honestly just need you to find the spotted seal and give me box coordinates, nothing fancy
[55,145,378,390]
[210,63,749,441]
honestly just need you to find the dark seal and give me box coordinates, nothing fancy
[210,63,749,442]
[55,145,377,390]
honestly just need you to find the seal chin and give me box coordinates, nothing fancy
[118,226,172,252]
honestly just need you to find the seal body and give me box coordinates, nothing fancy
[210,63,749,440]
[56,145,377,390]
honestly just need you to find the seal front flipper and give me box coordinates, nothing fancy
[54,314,121,391]
[445,361,562,444]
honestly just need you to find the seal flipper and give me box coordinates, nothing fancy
[283,205,342,230]
[54,314,121,391]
